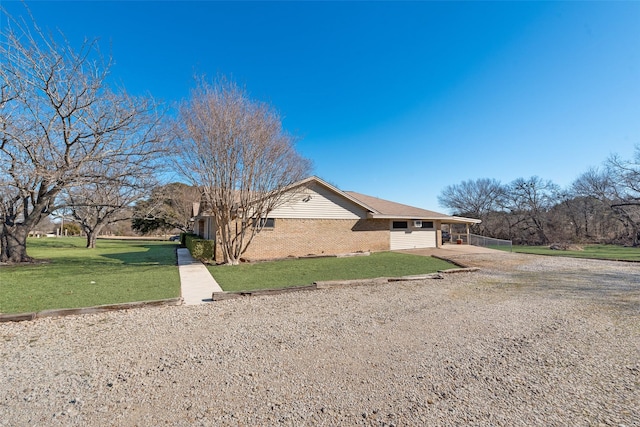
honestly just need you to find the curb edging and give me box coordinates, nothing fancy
[0,297,183,323]
[212,262,480,301]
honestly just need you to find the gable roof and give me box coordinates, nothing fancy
[192,175,480,225]
[302,177,480,224]
[285,176,378,213]
[345,191,452,219]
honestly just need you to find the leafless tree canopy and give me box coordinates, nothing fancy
[505,177,560,245]
[438,178,505,235]
[0,9,167,262]
[605,148,640,245]
[64,159,160,248]
[175,78,312,264]
[439,146,640,246]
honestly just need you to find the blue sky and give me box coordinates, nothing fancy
[3,1,639,212]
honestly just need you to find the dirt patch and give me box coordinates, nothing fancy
[549,243,584,251]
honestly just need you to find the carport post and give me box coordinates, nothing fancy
[466,223,470,244]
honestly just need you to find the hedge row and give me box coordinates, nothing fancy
[183,233,214,260]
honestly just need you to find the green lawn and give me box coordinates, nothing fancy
[485,244,513,252]
[513,244,640,261]
[209,252,458,292]
[0,237,180,314]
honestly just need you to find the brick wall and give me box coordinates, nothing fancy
[240,218,390,261]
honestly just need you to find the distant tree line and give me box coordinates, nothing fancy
[438,147,640,246]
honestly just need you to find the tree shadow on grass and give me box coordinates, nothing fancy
[100,243,177,266]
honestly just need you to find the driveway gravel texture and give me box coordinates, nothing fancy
[1,252,638,426]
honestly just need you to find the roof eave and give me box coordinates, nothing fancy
[447,216,482,224]
[368,213,447,220]
[368,213,482,224]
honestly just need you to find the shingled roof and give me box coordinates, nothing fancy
[291,177,480,224]
[345,191,451,219]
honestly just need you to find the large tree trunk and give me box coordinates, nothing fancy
[220,237,240,265]
[86,232,97,249]
[84,223,107,249]
[0,225,32,263]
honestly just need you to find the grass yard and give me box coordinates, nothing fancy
[513,244,640,261]
[209,252,458,292]
[0,237,180,314]
[485,244,513,252]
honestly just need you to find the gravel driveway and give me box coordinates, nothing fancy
[1,251,638,426]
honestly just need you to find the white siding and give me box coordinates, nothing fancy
[390,230,436,250]
[270,182,368,219]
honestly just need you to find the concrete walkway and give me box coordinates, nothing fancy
[177,248,222,305]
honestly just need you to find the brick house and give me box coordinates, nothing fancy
[192,176,480,262]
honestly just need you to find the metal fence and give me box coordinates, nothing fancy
[469,234,512,252]
[449,233,468,244]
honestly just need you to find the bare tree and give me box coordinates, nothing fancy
[609,146,640,196]
[551,190,602,242]
[64,161,158,248]
[505,176,560,245]
[0,9,166,262]
[438,178,505,235]
[175,78,312,265]
[573,148,640,246]
[132,183,201,235]
[570,168,619,242]
[607,146,640,245]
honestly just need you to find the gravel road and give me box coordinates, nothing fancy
[1,252,639,426]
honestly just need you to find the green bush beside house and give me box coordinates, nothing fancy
[184,234,214,260]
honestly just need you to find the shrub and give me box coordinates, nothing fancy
[184,234,214,260]
[63,223,82,236]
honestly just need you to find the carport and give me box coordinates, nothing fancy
[439,216,482,246]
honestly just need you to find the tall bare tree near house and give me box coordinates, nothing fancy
[0,8,167,262]
[175,78,312,265]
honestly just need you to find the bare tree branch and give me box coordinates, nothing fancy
[174,78,311,265]
[0,7,168,262]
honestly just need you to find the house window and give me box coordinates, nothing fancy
[421,221,434,229]
[254,218,275,228]
[392,221,408,229]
